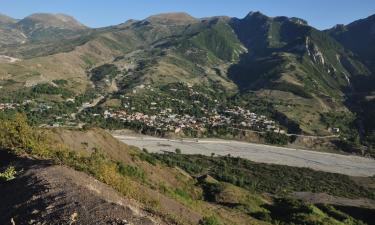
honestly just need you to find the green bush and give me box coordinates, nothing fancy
[264,132,289,145]
[0,113,49,155]
[52,79,68,86]
[90,64,118,82]
[272,82,313,98]
[117,162,146,181]
[32,83,73,97]
[0,166,16,181]
[199,216,222,225]
[138,152,157,165]
[200,181,224,202]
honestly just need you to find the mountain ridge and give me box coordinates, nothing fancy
[0,10,374,154]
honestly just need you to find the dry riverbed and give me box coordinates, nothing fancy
[112,132,375,177]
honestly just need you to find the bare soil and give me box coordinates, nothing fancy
[0,151,162,225]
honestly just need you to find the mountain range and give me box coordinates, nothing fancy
[1,11,375,225]
[0,11,374,153]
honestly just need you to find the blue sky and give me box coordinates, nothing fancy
[1,0,374,29]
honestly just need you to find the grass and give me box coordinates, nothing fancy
[153,153,375,199]
[191,20,244,62]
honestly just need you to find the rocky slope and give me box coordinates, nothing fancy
[327,14,375,149]
[327,14,375,74]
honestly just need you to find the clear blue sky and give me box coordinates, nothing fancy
[1,0,374,29]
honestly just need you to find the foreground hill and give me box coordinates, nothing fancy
[0,152,159,225]
[0,11,374,154]
[1,114,374,224]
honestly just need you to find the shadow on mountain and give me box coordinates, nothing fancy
[331,205,375,225]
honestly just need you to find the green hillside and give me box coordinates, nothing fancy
[0,11,374,154]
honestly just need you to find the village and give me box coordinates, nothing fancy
[0,103,19,111]
[0,100,52,112]
[103,105,286,134]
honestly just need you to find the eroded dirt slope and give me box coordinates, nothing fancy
[0,151,162,225]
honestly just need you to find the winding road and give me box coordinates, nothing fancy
[113,134,375,177]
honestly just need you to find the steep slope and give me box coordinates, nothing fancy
[327,14,375,75]
[0,152,160,225]
[228,12,369,134]
[230,11,369,96]
[327,14,375,150]
[0,14,27,46]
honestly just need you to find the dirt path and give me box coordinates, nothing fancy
[71,96,104,119]
[113,134,375,177]
[0,152,161,225]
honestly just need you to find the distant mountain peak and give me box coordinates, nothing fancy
[245,11,268,19]
[290,17,308,26]
[330,24,347,32]
[145,12,197,24]
[19,13,87,30]
[0,13,17,25]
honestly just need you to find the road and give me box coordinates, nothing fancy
[71,96,104,119]
[113,134,375,177]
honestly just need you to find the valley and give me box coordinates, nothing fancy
[1,11,374,157]
[0,7,375,225]
[1,114,375,225]
[112,133,375,177]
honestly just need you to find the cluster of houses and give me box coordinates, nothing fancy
[0,103,19,111]
[103,106,285,134]
[223,107,286,133]
[0,100,53,112]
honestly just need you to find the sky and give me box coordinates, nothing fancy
[1,0,374,30]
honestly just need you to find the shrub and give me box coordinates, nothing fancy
[138,152,157,165]
[0,113,49,156]
[264,132,289,145]
[117,162,146,181]
[32,83,73,97]
[0,166,16,181]
[199,216,222,225]
[52,79,68,86]
[90,64,118,82]
[201,182,224,202]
